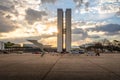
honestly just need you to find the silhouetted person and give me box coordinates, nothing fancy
[95,49,100,56]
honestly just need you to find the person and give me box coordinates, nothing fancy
[95,49,100,56]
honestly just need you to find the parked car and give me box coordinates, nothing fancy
[32,51,41,54]
[70,50,85,54]
[79,50,85,54]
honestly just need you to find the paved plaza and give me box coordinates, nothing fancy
[0,53,120,80]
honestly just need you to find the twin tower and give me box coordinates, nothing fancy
[57,9,71,53]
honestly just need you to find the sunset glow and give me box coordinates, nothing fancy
[0,0,120,47]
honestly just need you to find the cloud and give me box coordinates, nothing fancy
[87,24,120,35]
[0,5,12,12]
[41,0,57,4]
[0,0,15,13]
[73,0,90,11]
[116,10,120,17]
[25,8,47,24]
[0,15,16,33]
[0,0,119,47]
[73,0,83,7]
[0,36,40,43]
[85,2,89,11]
[72,21,86,28]
[98,0,120,15]
[100,0,119,3]
[0,34,4,37]
[72,21,120,41]
[99,24,120,33]
[40,33,56,38]
[72,28,88,42]
[72,28,85,34]
[0,32,56,44]
[39,36,57,47]
[72,21,101,41]
[89,35,100,39]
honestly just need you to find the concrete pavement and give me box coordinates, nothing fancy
[0,53,120,80]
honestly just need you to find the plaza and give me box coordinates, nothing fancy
[0,53,120,80]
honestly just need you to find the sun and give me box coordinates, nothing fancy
[47,27,58,35]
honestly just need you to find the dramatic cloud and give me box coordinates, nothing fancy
[0,0,120,46]
[0,15,16,33]
[72,28,88,42]
[72,28,85,34]
[72,27,101,42]
[87,24,120,35]
[0,32,56,45]
[0,5,12,12]
[0,0,15,13]
[25,8,47,24]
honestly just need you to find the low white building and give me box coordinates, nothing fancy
[0,41,5,50]
[23,44,38,48]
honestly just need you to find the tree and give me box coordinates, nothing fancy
[112,40,120,52]
[113,40,120,47]
[5,42,15,48]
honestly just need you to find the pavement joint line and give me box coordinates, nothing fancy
[86,59,120,78]
[41,54,63,80]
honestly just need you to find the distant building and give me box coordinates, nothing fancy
[11,44,21,47]
[26,40,52,52]
[0,41,5,50]
[23,44,38,48]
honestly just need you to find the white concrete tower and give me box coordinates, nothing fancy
[65,9,71,52]
[0,41,4,50]
[57,9,63,52]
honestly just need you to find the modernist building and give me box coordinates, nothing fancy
[57,9,71,53]
[65,9,71,52]
[57,9,63,52]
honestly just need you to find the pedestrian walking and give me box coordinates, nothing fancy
[95,49,100,56]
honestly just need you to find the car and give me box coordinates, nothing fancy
[32,51,41,54]
[79,50,84,54]
[70,50,85,54]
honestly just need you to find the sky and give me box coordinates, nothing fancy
[0,0,120,47]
